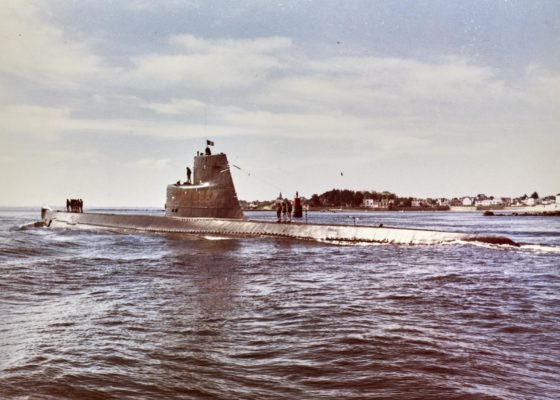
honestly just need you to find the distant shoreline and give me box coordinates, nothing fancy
[244,205,559,213]
[484,210,560,217]
[2,205,556,215]
[245,207,449,212]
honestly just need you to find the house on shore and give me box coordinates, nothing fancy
[363,198,390,209]
[525,198,541,206]
[475,198,502,207]
[411,199,422,208]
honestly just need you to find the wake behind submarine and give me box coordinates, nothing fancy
[39,146,518,246]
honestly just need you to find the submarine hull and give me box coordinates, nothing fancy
[40,210,518,246]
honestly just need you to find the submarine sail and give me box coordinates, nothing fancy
[166,153,243,219]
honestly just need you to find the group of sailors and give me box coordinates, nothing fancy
[196,145,213,157]
[197,147,212,156]
[276,199,293,223]
[180,141,212,185]
[66,198,83,213]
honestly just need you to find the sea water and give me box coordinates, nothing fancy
[1,208,559,399]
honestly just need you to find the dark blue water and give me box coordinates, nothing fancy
[1,208,559,399]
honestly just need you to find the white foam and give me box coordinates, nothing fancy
[202,235,232,241]
[456,240,514,250]
[519,244,560,254]
[455,241,560,254]
[315,238,390,246]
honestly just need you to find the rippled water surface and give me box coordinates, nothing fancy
[1,208,559,399]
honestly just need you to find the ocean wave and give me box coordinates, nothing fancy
[202,235,234,241]
[17,221,46,230]
[518,244,560,254]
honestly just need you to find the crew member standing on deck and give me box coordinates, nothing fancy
[276,202,282,223]
[186,167,192,184]
[282,200,288,223]
[287,199,292,223]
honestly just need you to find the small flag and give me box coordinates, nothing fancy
[207,139,215,146]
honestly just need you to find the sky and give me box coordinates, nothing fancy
[1,0,559,206]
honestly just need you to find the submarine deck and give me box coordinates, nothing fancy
[41,210,517,246]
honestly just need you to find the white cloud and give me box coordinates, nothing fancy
[136,53,525,142]
[124,35,290,90]
[258,56,506,116]
[126,0,196,12]
[144,98,379,138]
[0,1,112,90]
[0,105,71,139]
[123,158,172,169]
[524,65,560,108]
[1,2,551,147]
[3,37,558,148]
[171,35,292,54]
[0,103,251,140]
[144,98,207,115]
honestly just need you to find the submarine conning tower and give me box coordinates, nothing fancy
[165,152,244,219]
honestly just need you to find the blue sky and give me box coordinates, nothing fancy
[1,0,559,206]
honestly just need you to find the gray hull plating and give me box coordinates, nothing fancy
[41,210,517,246]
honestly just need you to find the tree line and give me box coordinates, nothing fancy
[308,189,551,209]
[309,189,401,208]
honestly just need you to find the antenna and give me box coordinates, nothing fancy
[204,108,207,136]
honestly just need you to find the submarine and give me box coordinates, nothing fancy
[39,147,518,246]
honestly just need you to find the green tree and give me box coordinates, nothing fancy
[353,191,364,207]
[310,194,321,207]
[401,197,412,207]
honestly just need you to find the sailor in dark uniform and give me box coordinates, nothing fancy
[276,202,282,223]
[186,167,192,184]
[287,200,292,223]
